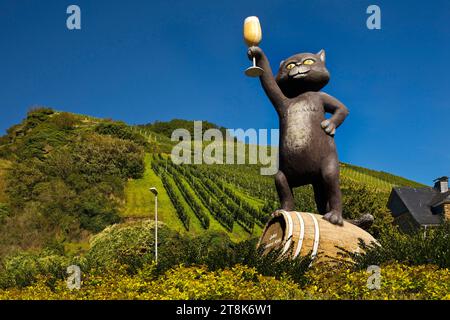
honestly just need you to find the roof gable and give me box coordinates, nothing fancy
[389,187,443,225]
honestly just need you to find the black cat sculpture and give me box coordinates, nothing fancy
[248,46,348,225]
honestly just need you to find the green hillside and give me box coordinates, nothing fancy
[0,109,427,257]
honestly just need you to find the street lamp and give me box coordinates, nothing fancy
[149,187,158,263]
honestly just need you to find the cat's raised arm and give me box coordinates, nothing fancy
[319,92,349,136]
[247,46,286,113]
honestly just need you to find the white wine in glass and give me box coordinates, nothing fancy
[243,16,264,77]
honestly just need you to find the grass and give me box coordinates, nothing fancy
[120,154,184,233]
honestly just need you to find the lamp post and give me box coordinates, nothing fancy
[149,187,158,263]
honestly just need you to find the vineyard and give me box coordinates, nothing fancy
[116,120,430,240]
[340,163,426,192]
[151,154,264,237]
[120,144,426,240]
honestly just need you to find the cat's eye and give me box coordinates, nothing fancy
[303,59,315,65]
[286,63,296,70]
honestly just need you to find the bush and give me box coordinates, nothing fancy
[86,221,179,273]
[2,262,450,300]
[73,133,145,180]
[155,232,312,284]
[95,122,149,148]
[0,264,306,300]
[304,263,450,300]
[342,222,450,269]
[24,107,54,131]
[50,112,80,131]
[0,249,83,289]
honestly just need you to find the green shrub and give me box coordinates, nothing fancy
[304,263,450,300]
[50,112,80,131]
[95,122,149,148]
[73,133,145,180]
[24,107,54,131]
[0,249,81,289]
[86,221,179,273]
[2,262,450,300]
[342,222,450,269]
[155,232,312,284]
[0,264,306,300]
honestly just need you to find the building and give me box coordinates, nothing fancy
[387,177,450,233]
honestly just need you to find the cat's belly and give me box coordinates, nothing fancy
[281,101,323,152]
[279,100,333,177]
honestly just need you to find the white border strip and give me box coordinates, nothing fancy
[281,210,293,254]
[307,212,320,260]
[293,212,305,259]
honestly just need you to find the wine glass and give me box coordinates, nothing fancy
[243,16,264,77]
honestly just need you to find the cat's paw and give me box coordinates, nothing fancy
[248,46,263,60]
[321,120,336,136]
[323,210,343,226]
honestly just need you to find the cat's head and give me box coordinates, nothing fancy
[275,50,330,97]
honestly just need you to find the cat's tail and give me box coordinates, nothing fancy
[346,213,374,231]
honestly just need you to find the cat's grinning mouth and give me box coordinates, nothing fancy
[292,71,309,79]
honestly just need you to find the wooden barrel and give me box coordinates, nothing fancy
[258,211,377,262]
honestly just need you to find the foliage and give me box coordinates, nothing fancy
[85,221,179,273]
[304,263,450,300]
[172,174,210,229]
[0,249,84,289]
[224,238,313,285]
[85,222,311,284]
[0,111,146,258]
[0,264,306,300]
[95,121,149,148]
[72,133,145,181]
[160,173,190,230]
[343,222,450,269]
[2,262,450,300]
[140,119,227,139]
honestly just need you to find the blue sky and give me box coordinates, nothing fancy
[0,0,449,185]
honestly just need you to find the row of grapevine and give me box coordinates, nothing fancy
[214,179,267,225]
[172,174,210,229]
[180,165,255,232]
[203,164,277,203]
[160,172,190,231]
[341,163,426,189]
[152,156,234,232]
[187,174,234,231]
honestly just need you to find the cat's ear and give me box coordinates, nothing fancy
[279,60,285,68]
[317,49,326,62]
